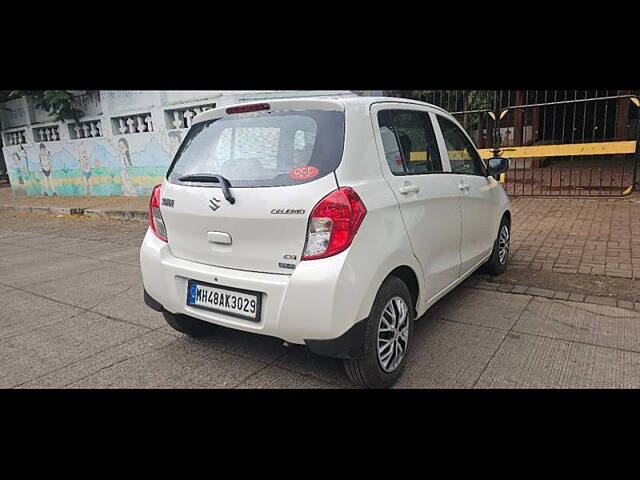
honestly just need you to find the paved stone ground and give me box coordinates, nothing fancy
[2,209,640,389]
[509,196,640,279]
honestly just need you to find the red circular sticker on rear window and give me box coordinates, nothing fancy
[289,166,320,181]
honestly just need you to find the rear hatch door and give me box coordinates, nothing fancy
[161,100,345,275]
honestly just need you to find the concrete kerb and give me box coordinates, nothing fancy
[83,209,147,222]
[0,204,146,222]
[462,276,640,312]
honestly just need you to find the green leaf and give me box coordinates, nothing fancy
[6,90,88,123]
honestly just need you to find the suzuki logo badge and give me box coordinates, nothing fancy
[209,197,221,212]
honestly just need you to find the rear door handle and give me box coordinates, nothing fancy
[398,184,420,195]
[458,183,470,192]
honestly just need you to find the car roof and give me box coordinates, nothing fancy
[191,95,454,126]
[247,94,450,113]
[343,96,451,114]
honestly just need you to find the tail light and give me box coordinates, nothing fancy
[302,187,367,260]
[149,184,168,242]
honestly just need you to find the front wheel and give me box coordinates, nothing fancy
[485,216,511,275]
[343,276,414,388]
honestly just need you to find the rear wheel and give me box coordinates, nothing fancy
[344,276,414,388]
[163,312,217,337]
[485,216,510,275]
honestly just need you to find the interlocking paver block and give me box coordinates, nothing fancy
[475,281,499,291]
[584,295,618,307]
[510,285,529,294]
[526,287,555,298]
[509,197,637,280]
[617,300,635,311]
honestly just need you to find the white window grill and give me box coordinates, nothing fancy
[33,125,61,143]
[111,113,154,136]
[69,120,103,139]
[165,103,216,130]
[4,129,27,146]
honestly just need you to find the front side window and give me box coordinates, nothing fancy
[167,110,343,187]
[377,110,443,176]
[436,116,486,176]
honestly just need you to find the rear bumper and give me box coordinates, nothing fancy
[139,229,366,348]
[144,289,164,312]
[304,318,367,359]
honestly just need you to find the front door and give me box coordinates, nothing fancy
[372,105,462,304]
[434,115,502,275]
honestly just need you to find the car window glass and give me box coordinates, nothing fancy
[216,126,282,169]
[168,110,344,187]
[377,110,443,175]
[437,116,486,176]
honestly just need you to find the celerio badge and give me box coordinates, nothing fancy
[271,209,306,215]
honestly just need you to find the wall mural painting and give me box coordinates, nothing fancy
[4,130,182,197]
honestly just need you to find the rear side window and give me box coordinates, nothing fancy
[436,116,486,176]
[377,109,443,176]
[167,110,345,187]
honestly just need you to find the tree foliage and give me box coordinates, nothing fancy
[384,90,499,144]
[0,90,85,124]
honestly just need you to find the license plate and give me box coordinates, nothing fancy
[187,280,261,322]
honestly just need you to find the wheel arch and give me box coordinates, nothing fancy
[502,209,512,226]
[387,265,420,315]
[353,251,425,324]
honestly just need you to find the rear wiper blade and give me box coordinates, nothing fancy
[178,174,236,205]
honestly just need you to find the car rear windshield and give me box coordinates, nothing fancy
[167,109,345,188]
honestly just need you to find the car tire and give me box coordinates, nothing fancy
[163,311,217,337]
[484,216,511,276]
[343,276,414,388]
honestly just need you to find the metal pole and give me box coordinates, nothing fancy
[623,96,639,195]
[632,108,640,193]
[492,110,504,158]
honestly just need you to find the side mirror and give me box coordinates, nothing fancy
[487,157,509,180]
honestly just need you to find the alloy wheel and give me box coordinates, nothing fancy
[498,224,510,265]
[377,296,410,373]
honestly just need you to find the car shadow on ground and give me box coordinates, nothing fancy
[161,284,477,389]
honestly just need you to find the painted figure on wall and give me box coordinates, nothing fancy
[3,127,174,198]
[20,145,31,175]
[78,144,95,195]
[167,130,183,159]
[39,143,56,196]
[12,152,25,185]
[117,137,136,196]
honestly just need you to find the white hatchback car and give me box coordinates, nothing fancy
[141,96,511,388]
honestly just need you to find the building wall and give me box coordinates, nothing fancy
[1,90,357,197]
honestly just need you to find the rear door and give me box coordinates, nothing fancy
[434,114,502,274]
[371,104,462,303]
[160,102,345,275]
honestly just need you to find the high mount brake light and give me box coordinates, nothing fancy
[302,187,367,261]
[149,184,168,242]
[226,103,271,114]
